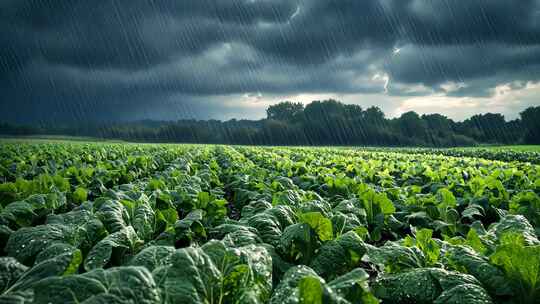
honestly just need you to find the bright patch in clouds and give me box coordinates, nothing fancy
[372,73,390,93]
[396,81,540,120]
[440,82,468,93]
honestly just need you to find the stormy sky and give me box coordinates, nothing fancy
[1,0,540,124]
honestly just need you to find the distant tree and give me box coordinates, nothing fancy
[504,119,524,144]
[303,99,346,121]
[266,101,304,121]
[462,113,510,143]
[0,122,40,135]
[421,113,453,134]
[302,100,356,144]
[398,111,427,138]
[344,104,363,118]
[420,113,456,146]
[362,106,386,125]
[4,99,528,147]
[520,106,540,144]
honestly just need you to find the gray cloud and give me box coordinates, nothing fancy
[1,0,539,123]
[386,43,540,92]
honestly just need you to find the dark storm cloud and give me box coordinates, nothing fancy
[399,1,540,45]
[387,43,540,90]
[384,0,540,88]
[1,0,299,70]
[1,0,540,123]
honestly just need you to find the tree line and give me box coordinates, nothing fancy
[1,100,539,146]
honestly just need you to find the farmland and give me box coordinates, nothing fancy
[0,142,539,303]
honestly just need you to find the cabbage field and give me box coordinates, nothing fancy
[0,142,539,304]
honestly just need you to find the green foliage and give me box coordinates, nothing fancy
[443,245,512,297]
[153,241,272,303]
[490,233,540,303]
[509,191,540,228]
[84,226,141,271]
[403,228,440,265]
[270,265,376,304]
[0,257,28,293]
[299,212,333,242]
[299,276,323,304]
[363,241,427,273]
[72,187,87,204]
[174,209,206,246]
[309,231,365,279]
[6,224,72,265]
[33,267,161,304]
[279,223,319,265]
[0,142,539,303]
[7,251,83,293]
[4,103,540,147]
[373,268,492,304]
[357,184,395,241]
